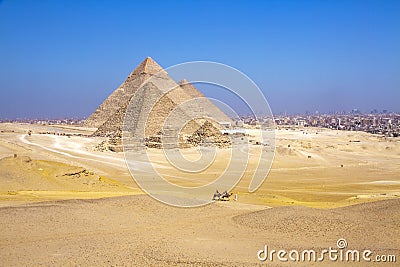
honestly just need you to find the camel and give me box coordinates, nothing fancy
[212,190,233,201]
[212,190,221,200]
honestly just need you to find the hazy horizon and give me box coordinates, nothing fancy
[1,0,399,119]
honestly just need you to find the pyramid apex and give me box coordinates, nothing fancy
[132,56,165,75]
[143,56,153,63]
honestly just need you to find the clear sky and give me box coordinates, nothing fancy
[0,0,399,118]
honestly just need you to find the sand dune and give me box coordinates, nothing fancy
[0,155,123,191]
[0,155,139,206]
[234,198,400,248]
[0,195,398,266]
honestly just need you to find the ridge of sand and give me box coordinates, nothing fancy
[0,155,140,206]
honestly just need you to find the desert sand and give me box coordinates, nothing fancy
[0,123,399,266]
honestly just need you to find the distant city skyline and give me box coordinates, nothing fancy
[0,0,399,119]
[1,108,397,121]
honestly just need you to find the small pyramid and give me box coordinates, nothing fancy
[186,120,230,148]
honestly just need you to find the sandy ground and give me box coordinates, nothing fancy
[0,195,398,266]
[0,123,399,266]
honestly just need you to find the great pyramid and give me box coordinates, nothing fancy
[84,57,167,129]
[85,57,232,148]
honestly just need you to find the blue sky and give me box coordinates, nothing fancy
[0,0,399,118]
